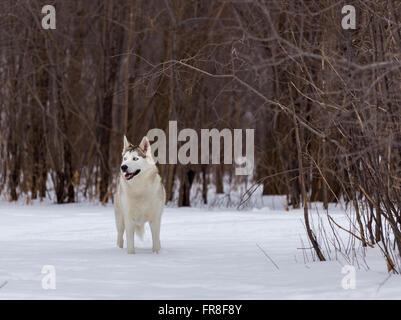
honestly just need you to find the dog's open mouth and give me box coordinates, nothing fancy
[125,169,141,180]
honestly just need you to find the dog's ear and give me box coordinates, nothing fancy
[122,135,130,154]
[139,136,151,156]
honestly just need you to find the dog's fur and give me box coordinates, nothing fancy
[114,136,165,254]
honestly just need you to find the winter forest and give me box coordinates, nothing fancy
[1,0,401,299]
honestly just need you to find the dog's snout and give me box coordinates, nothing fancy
[121,165,128,172]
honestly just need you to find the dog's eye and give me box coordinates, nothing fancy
[133,156,139,161]
[123,157,127,161]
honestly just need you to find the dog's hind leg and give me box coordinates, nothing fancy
[150,218,161,253]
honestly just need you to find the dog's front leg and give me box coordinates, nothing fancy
[125,220,136,254]
[117,229,124,249]
[116,217,125,249]
[114,201,125,248]
[150,218,161,253]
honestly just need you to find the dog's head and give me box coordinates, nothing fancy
[120,136,155,181]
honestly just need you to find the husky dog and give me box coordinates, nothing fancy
[114,136,165,254]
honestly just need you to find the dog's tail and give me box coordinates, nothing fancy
[135,225,145,240]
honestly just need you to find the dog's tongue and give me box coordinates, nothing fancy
[125,173,133,179]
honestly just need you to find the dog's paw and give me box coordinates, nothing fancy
[152,246,160,254]
[127,248,136,254]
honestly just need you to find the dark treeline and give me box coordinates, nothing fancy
[1,1,401,271]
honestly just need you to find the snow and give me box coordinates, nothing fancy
[0,198,400,299]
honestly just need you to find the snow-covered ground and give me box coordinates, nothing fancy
[0,198,400,299]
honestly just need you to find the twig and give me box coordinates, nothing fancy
[327,215,375,248]
[0,281,8,289]
[376,274,392,296]
[256,243,280,270]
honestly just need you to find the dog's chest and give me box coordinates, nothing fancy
[120,183,161,223]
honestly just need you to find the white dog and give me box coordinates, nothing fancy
[114,136,165,254]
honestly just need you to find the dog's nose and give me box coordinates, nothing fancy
[121,165,128,172]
